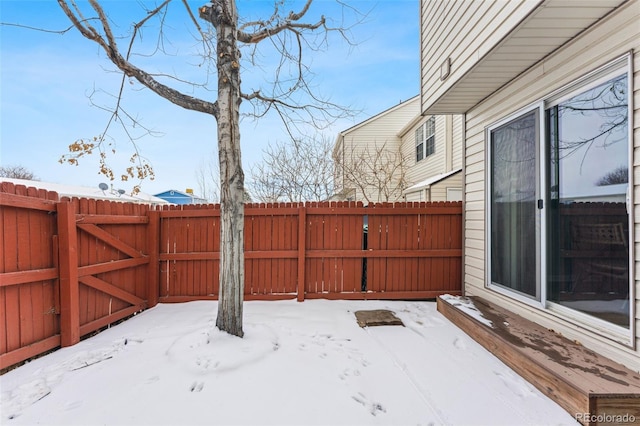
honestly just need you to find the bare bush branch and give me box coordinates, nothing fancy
[249,135,334,202]
[334,141,409,203]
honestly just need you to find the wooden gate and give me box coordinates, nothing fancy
[56,198,151,346]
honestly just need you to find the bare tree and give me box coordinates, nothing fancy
[55,0,357,337]
[334,142,409,203]
[0,165,39,180]
[555,75,627,166]
[596,165,628,186]
[249,136,334,202]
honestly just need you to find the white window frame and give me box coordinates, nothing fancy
[416,116,436,162]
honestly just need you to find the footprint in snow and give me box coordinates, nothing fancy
[338,368,361,381]
[64,400,83,411]
[145,375,160,385]
[346,351,370,367]
[494,370,536,398]
[351,392,386,416]
[190,381,205,392]
[166,323,277,374]
[453,337,467,350]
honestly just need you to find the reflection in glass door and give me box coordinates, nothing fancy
[490,109,539,299]
[547,74,630,328]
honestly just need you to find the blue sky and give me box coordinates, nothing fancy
[0,0,419,196]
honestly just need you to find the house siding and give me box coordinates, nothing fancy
[431,173,463,201]
[334,97,420,203]
[401,115,464,188]
[404,172,463,202]
[462,1,640,370]
[420,0,542,113]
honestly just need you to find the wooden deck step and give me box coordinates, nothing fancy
[437,295,640,426]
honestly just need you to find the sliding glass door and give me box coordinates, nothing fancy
[547,73,630,328]
[488,63,631,331]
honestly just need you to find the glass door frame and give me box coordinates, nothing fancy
[485,101,547,309]
[543,56,635,344]
[484,54,634,345]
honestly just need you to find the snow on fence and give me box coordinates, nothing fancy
[0,181,462,370]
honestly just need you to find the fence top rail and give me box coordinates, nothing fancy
[1,182,59,211]
[157,201,462,218]
[154,201,460,210]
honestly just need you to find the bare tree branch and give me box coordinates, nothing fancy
[58,0,219,117]
[238,0,323,43]
[0,20,97,34]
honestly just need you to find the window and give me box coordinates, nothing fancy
[416,116,435,162]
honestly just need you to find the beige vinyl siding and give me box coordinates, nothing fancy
[430,173,463,201]
[402,115,460,186]
[422,0,626,114]
[404,172,463,202]
[463,1,640,370]
[420,0,542,113]
[335,97,419,203]
[400,119,420,183]
[404,191,423,202]
[398,112,464,201]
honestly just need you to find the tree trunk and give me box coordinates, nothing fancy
[212,0,244,337]
[59,0,339,338]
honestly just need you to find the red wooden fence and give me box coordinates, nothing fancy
[157,202,462,302]
[1,184,59,371]
[0,181,462,370]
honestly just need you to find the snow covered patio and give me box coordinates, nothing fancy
[1,299,578,425]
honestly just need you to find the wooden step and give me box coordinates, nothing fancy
[437,295,640,426]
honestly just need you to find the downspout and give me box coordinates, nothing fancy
[446,115,453,172]
[461,113,467,296]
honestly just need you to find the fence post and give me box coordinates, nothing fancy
[57,201,80,347]
[147,209,160,308]
[297,204,306,302]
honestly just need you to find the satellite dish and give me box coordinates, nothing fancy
[98,183,109,191]
[117,189,126,195]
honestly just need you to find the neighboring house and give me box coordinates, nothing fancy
[0,178,168,206]
[154,189,208,205]
[332,96,463,203]
[399,113,463,202]
[421,0,639,371]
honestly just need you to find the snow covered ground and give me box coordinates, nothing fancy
[1,299,578,425]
